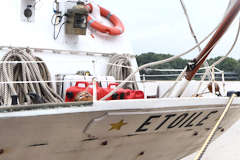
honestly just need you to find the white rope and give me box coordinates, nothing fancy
[177,0,235,98]
[161,67,187,98]
[180,0,211,82]
[100,21,220,100]
[180,0,202,52]
[193,93,236,160]
[0,60,90,64]
[0,48,63,106]
[211,17,240,67]
[196,18,240,95]
[106,54,138,89]
[105,61,137,70]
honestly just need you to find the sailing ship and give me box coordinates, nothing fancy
[0,0,240,160]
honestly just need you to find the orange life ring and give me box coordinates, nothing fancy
[86,3,124,36]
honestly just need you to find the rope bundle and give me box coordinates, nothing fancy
[0,48,63,106]
[106,54,138,90]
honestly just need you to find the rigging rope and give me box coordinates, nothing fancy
[180,0,202,52]
[106,54,138,89]
[180,0,211,80]
[0,48,63,106]
[193,93,236,160]
[211,17,240,67]
[161,0,237,98]
[196,17,240,95]
[100,21,220,100]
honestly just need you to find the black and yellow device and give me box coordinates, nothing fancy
[66,2,88,35]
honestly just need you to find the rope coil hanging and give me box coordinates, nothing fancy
[0,48,63,106]
[106,54,138,90]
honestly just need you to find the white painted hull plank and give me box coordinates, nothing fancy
[0,101,240,160]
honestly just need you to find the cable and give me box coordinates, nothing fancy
[211,17,240,67]
[0,48,63,106]
[180,0,212,81]
[51,14,57,25]
[52,12,68,40]
[33,0,41,8]
[51,14,63,25]
[99,22,220,101]
[195,18,240,95]
[54,21,66,40]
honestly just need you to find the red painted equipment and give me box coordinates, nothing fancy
[65,81,89,102]
[87,83,109,100]
[65,81,108,101]
[103,83,144,100]
[65,81,144,102]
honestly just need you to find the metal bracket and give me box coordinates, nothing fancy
[21,0,36,23]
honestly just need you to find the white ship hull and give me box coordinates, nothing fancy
[0,1,239,159]
[1,97,240,160]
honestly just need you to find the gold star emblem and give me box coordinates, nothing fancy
[109,120,128,131]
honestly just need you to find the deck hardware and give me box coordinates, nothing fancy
[193,131,198,136]
[82,138,98,142]
[138,151,144,156]
[127,134,138,137]
[28,93,45,104]
[24,6,32,18]
[21,0,36,22]
[101,141,108,146]
[65,1,88,35]
[28,143,48,147]
[11,95,19,105]
[0,149,4,155]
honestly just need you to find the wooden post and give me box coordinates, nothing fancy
[185,0,240,81]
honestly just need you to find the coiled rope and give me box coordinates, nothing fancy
[106,54,138,90]
[0,48,63,106]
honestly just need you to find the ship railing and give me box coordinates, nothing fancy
[0,46,136,58]
[140,66,226,97]
[0,78,157,106]
[0,70,228,107]
[0,65,226,100]
[0,54,228,106]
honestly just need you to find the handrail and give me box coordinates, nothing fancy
[0,46,135,57]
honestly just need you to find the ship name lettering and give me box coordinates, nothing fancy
[136,110,218,132]
[195,111,218,126]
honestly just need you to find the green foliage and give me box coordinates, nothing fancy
[207,56,238,71]
[136,53,240,80]
[136,52,188,80]
[136,52,188,69]
[207,57,239,80]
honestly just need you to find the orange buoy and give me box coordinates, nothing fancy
[86,3,124,36]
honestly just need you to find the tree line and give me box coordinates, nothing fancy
[136,52,240,80]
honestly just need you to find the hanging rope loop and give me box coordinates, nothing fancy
[106,54,138,90]
[0,48,63,106]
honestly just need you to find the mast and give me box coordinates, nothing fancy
[185,0,240,81]
[169,0,240,97]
